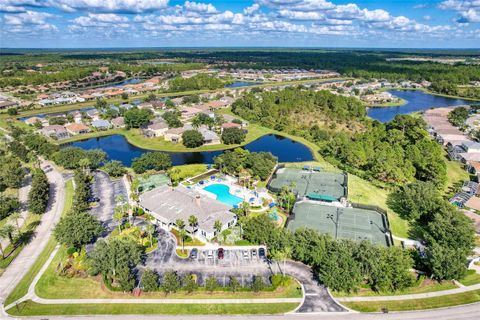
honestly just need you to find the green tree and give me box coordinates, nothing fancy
[251,275,265,292]
[214,220,222,236]
[116,266,136,292]
[221,127,246,145]
[131,152,172,174]
[54,211,103,248]
[162,111,183,128]
[182,130,204,148]
[161,270,181,296]
[205,275,218,294]
[0,156,26,188]
[0,195,20,220]
[141,269,159,292]
[228,276,241,292]
[102,160,127,177]
[183,274,198,293]
[124,108,152,128]
[28,169,49,215]
[8,141,29,162]
[188,215,198,232]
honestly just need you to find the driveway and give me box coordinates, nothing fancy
[90,171,128,233]
[463,210,480,234]
[143,228,345,313]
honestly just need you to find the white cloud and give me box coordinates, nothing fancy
[72,13,129,28]
[438,0,480,23]
[49,0,170,13]
[184,1,217,14]
[2,10,58,34]
[244,3,259,15]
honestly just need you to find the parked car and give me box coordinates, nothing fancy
[207,250,214,259]
[259,247,266,259]
[243,250,249,259]
[251,249,257,257]
[218,248,224,260]
[190,248,198,259]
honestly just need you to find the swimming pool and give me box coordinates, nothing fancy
[203,184,243,207]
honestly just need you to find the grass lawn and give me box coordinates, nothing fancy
[459,270,480,286]
[343,290,480,312]
[347,174,410,238]
[4,179,74,306]
[333,279,458,297]
[8,300,299,316]
[444,158,469,195]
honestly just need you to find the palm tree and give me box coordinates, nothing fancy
[175,219,186,251]
[0,227,8,258]
[214,220,222,237]
[113,209,124,232]
[273,247,292,276]
[10,211,23,230]
[188,215,198,233]
[146,224,155,247]
[3,224,16,244]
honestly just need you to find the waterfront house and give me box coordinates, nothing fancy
[91,119,112,130]
[145,121,169,138]
[40,125,70,140]
[111,117,125,128]
[65,123,90,135]
[198,126,221,145]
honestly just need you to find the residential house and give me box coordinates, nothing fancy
[198,126,220,145]
[111,117,125,128]
[65,123,90,135]
[24,116,44,126]
[180,106,203,121]
[145,121,169,138]
[91,119,112,130]
[40,125,70,140]
[164,125,193,143]
[221,122,242,133]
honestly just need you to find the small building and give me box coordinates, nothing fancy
[24,116,44,126]
[221,122,242,132]
[65,123,90,135]
[91,119,112,130]
[40,125,69,140]
[198,127,221,145]
[145,121,169,138]
[139,185,236,242]
[164,125,192,143]
[111,117,125,128]
[0,100,18,110]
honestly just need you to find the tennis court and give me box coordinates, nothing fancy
[287,201,391,246]
[268,167,347,200]
[137,174,171,193]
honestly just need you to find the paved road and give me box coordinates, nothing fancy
[0,161,65,304]
[0,175,31,251]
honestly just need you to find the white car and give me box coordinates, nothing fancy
[207,250,214,259]
[243,250,250,259]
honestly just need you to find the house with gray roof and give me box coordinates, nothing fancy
[139,185,236,241]
[198,126,220,145]
[91,119,111,130]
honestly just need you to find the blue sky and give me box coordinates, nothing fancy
[0,0,479,48]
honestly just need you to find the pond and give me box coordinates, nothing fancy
[66,133,314,166]
[367,90,473,122]
[224,81,260,88]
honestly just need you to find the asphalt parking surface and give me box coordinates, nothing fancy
[142,228,345,312]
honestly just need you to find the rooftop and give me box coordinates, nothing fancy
[139,185,235,233]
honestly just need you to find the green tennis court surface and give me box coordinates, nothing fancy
[268,168,346,200]
[287,201,391,247]
[137,174,171,193]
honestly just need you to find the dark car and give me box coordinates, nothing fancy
[258,247,266,259]
[218,248,224,260]
[190,248,198,259]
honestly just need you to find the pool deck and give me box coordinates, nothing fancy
[190,176,272,208]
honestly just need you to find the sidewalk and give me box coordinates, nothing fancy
[336,283,480,302]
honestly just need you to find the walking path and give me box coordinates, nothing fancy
[0,175,31,251]
[0,161,65,305]
[336,283,480,302]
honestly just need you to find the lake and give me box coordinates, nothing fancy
[367,90,472,122]
[224,81,260,88]
[66,133,314,166]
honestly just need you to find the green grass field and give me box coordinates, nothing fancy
[334,279,458,297]
[343,290,480,312]
[7,301,299,316]
[459,270,480,286]
[4,180,74,306]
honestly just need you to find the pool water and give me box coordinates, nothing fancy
[203,184,243,207]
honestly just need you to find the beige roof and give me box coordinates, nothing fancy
[465,196,480,211]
